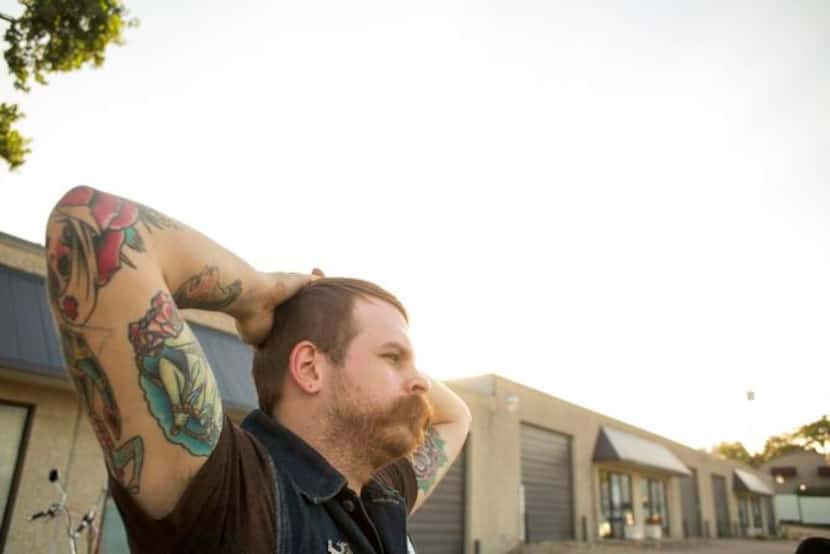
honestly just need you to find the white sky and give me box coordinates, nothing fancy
[1,0,828,454]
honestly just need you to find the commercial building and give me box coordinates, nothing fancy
[760,450,830,528]
[0,231,776,553]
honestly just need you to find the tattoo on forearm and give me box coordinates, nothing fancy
[173,266,242,311]
[61,330,144,494]
[411,427,448,493]
[46,186,178,325]
[128,292,223,456]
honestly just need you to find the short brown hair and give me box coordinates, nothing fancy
[252,277,407,415]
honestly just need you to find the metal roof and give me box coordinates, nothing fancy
[0,263,257,411]
[733,468,774,496]
[593,425,692,476]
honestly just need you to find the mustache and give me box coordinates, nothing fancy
[376,393,433,435]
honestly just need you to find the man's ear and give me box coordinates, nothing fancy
[288,340,323,395]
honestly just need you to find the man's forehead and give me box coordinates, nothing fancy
[352,297,410,343]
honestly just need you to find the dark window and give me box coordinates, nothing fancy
[737,497,749,529]
[0,400,34,551]
[599,470,633,538]
[818,467,830,478]
[641,478,670,534]
[770,466,797,478]
[751,498,762,528]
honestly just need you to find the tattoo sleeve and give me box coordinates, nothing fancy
[128,292,223,455]
[61,330,145,494]
[46,186,178,326]
[410,427,449,493]
[172,266,242,311]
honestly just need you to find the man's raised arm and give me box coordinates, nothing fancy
[45,186,310,518]
[409,379,471,514]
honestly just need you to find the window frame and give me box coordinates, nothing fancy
[0,399,35,552]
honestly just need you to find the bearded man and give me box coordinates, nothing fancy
[45,186,471,553]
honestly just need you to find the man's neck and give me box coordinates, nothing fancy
[273,404,374,494]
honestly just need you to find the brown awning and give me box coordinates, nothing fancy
[734,469,774,496]
[593,426,691,476]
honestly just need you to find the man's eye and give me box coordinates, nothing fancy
[384,353,401,365]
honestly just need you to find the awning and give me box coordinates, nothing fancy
[733,468,774,496]
[593,425,691,476]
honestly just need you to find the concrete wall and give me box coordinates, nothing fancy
[452,375,778,553]
[1,375,107,554]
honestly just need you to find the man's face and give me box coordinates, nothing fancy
[325,298,432,468]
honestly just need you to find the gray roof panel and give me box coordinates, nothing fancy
[0,265,64,378]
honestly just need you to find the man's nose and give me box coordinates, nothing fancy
[408,369,431,395]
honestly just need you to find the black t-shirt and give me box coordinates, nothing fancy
[110,416,418,553]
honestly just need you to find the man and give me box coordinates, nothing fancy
[45,186,471,553]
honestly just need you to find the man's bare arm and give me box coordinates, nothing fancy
[409,379,471,514]
[45,186,310,517]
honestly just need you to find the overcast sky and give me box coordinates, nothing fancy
[1,0,828,453]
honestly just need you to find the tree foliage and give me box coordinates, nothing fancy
[0,0,135,170]
[713,441,756,467]
[713,414,829,467]
[0,102,29,169]
[796,414,830,454]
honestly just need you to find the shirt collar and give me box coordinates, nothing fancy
[241,409,348,503]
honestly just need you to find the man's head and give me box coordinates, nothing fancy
[252,278,432,467]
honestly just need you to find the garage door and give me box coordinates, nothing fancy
[680,468,702,537]
[711,474,731,538]
[408,443,467,554]
[520,423,574,542]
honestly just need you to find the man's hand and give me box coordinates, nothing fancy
[234,270,322,345]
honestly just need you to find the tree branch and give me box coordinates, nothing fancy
[0,12,16,24]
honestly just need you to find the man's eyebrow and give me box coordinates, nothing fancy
[379,342,412,356]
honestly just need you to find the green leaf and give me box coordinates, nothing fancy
[0,103,31,169]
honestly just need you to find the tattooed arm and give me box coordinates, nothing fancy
[409,378,471,514]
[45,186,311,519]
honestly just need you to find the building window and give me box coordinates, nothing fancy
[641,478,669,534]
[738,497,749,531]
[599,470,633,538]
[751,498,762,529]
[0,401,33,550]
[771,466,797,478]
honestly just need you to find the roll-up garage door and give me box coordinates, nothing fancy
[680,468,702,537]
[520,423,574,542]
[408,443,467,554]
[711,474,731,538]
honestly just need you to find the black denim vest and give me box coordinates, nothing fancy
[241,409,410,554]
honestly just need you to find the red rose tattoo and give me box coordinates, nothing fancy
[46,186,177,325]
[411,427,448,493]
[128,292,184,357]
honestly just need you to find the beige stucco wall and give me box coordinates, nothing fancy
[1,375,107,554]
[452,375,778,553]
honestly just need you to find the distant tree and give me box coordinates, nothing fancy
[714,415,829,467]
[713,441,760,467]
[758,432,802,463]
[0,0,136,169]
[793,414,829,454]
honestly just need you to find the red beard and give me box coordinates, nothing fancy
[330,391,434,470]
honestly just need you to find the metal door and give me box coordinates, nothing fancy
[520,423,574,542]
